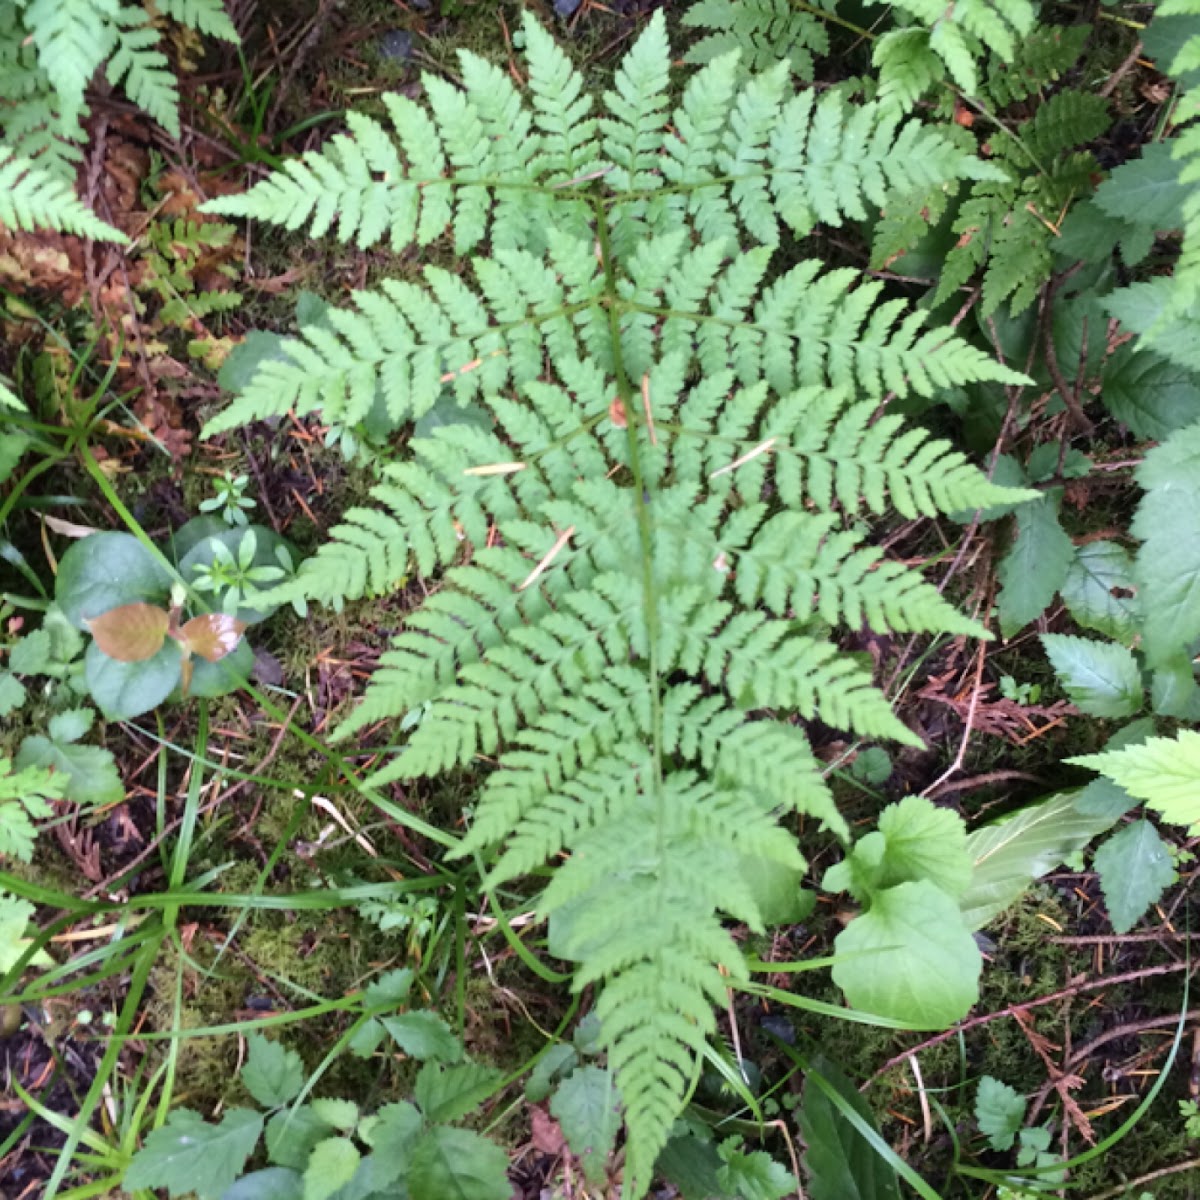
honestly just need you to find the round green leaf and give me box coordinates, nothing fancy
[57,533,173,631]
[85,639,181,720]
[833,881,981,1029]
[168,515,229,564]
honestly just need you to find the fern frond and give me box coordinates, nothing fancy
[107,13,180,137]
[0,149,126,239]
[204,16,1034,1188]
[21,0,117,125]
[156,0,238,41]
[682,0,831,80]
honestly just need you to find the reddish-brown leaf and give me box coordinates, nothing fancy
[85,603,170,661]
[178,613,247,662]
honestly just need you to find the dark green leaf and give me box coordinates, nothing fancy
[716,1138,795,1200]
[124,1108,263,1200]
[1101,346,1200,441]
[187,637,254,699]
[243,1035,305,1108]
[407,1127,510,1200]
[997,496,1074,637]
[549,1066,621,1186]
[799,1057,901,1200]
[56,533,173,631]
[1094,820,1177,933]
[1094,142,1188,231]
[524,1043,577,1103]
[358,1101,422,1182]
[1059,540,1139,645]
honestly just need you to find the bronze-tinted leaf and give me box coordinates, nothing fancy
[84,603,170,662]
[178,613,248,662]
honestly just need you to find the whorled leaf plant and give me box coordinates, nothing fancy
[203,14,1034,1193]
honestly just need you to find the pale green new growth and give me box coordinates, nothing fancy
[204,16,1032,1193]
[0,148,127,240]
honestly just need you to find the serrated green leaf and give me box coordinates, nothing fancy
[1059,541,1140,645]
[46,707,94,744]
[1093,820,1177,934]
[15,734,124,807]
[358,1100,422,1180]
[875,795,972,898]
[1100,346,1200,441]
[10,629,53,676]
[1041,633,1144,718]
[833,881,981,1028]
[959,791,1123,928]
[1133,424,1200,666]
[549,1066,621,1186]
[525,1043,577,1102]
[242,1034,305,1108]
[1070,730,1200,831]
[0,891,53,972]
[997,496,1074,637]
[975,1076,1026,1151]
[414,1061,504,1124]
[1094,142,1189,231]
[303,1137,360,1200]
[380,1011,462,1062]
[124,1108,263,1200]
[716,1138,795,1200]
[407,1126,511,1200]
[364,967,415,1009]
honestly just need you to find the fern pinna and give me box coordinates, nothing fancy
[204,15,1032,1193]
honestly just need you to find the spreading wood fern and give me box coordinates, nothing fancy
[203,15,1034,1192]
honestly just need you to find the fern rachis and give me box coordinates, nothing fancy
[203,15,1034,1193]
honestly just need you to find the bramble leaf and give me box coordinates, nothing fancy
[124,1108,263,1200]
[1093,820,1177,933]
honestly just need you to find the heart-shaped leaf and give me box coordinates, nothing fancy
[85,603,169,662]
[179,613,249,662]
[57,532,173,630]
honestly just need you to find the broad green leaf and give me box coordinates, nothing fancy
[1151,655,1200,719]
[56,532,173,631]
[86,638,182,721]
[179,612,249,662]
[656,1133,731,1200]
[832,881,981,1028]
[1041,634,1143,718]
[221,1169,304,1200]
[414,1061,503,1124]
[186,636,255,699]
[124,1108,263,1200]
[303,1137,360,1200]
[84,603,170,662]
[549,1065,621,1186]
[798,1056,901,1200]
[1059,541,1139,645]
[1094,141,1188,230]
[407,1126,511,1200]
[1100,346,1200,441]
[975,1076,1026,1151]
[1133,424,1200,666]
[959,791,1121,928]
[875,795,971,898]
[1093,820,1177,934]
[242,1035,306,1108]
[266,1107,333,1169]
[1071,730,1200,831]
[997,496,1074,637]
[380,1011,462,1062]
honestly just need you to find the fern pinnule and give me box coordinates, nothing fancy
[0,149,127,240]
